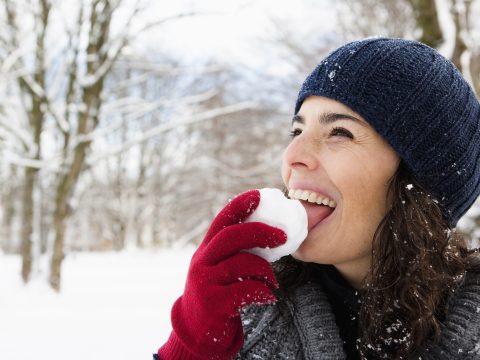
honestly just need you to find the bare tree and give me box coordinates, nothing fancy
[338,0,416,40]
[339,0,479,94]
[0,0,202,290]
[449,0,480,95]
[2,0,50,282]
[408,0,444,47]
[0,165,21,253]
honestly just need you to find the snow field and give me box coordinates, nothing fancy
[0,247,195,360]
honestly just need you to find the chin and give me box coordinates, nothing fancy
[291,235,326,263]
[291,245,339,265]
[291,251,302,260]
[291,249,314,263]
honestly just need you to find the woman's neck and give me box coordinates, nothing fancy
[333,255,371,289]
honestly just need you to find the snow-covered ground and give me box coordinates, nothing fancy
[0,247,195,360]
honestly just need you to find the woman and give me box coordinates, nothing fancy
[157,38,480,359]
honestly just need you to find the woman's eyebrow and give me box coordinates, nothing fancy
[291,114,304,125]
[292,112,368,127]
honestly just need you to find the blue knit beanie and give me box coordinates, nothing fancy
[295,37,480,227]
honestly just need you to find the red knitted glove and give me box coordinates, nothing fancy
[157,189,287,360]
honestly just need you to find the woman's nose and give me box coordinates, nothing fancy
[283,135,319,171]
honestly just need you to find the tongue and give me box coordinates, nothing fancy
[301,201,334,231]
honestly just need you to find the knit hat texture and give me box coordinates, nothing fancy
[295,37,480,227]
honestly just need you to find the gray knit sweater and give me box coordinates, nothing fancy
[235,270,480,359]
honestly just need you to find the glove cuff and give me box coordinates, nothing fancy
[157,332,201,360]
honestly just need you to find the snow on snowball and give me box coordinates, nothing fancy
[245,188,308,262]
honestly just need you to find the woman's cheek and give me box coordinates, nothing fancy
[280,161,290,186]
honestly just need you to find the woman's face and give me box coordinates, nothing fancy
[281,96,400,287]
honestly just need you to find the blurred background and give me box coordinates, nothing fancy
[0,0,479,358]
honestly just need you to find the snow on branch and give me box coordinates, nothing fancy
[209,152,283,178]
[74,90,219,145]
[111,64,223,88]
[0,115,34,152]
[87,101,258,165]
[113,62,221,74]
[2,149,46,169]
[79,1,142,88]
[79,48,122,88]
[1,45,29,75]
[8,73,71,134]
[135,11,200,36]
[79,10,203,88]
[122,89,219,121]
[435,0,456,58]
[454,0,477,95]
[43,100,71,134]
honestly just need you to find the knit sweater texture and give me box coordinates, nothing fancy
[234,269,480,359]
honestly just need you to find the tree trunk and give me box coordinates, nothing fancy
[16,0,49,283]
[471,54,480,96]
[408,0,443,48]
[49,53,105,290]
[39,187,49,254]
[49,0,109,290]
[1,169,17,253]
[450,0,468,71]
[20,167,35,282]
[450,0,479,97]
[20,94,43,282]
[49,140,90,290]
[50,189,68,290]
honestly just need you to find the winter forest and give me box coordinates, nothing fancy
[1,0,480,359]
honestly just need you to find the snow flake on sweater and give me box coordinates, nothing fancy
[236,269,480,359]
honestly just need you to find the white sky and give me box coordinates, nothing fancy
[136,0,337,68]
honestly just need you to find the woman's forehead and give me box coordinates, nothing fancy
[294,97,370,129]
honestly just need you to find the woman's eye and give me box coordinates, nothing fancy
[329,127,353,139]
[289,128,302,138]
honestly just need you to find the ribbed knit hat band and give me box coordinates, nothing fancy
[295,38,480,226]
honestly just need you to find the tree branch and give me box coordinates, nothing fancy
[87,101,257,164]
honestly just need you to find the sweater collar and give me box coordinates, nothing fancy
[288,281,347,359]
[291,269,480,358]
[313,264,361,314]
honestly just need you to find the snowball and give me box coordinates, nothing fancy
[245,188,308,262]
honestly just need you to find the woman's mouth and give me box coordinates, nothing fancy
[288,189,336,231]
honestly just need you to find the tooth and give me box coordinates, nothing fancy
[307,193,317,203]
[316,197,324,205]
[294,189,303,199]
[329,200,336,208]
[300,190,309,201]
[322,198,330,206]
[290,189,298,199]
[288,189,295,198]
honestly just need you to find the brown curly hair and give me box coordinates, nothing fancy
[274,161,477,359]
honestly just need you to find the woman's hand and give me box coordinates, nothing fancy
[158,189,287,360]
